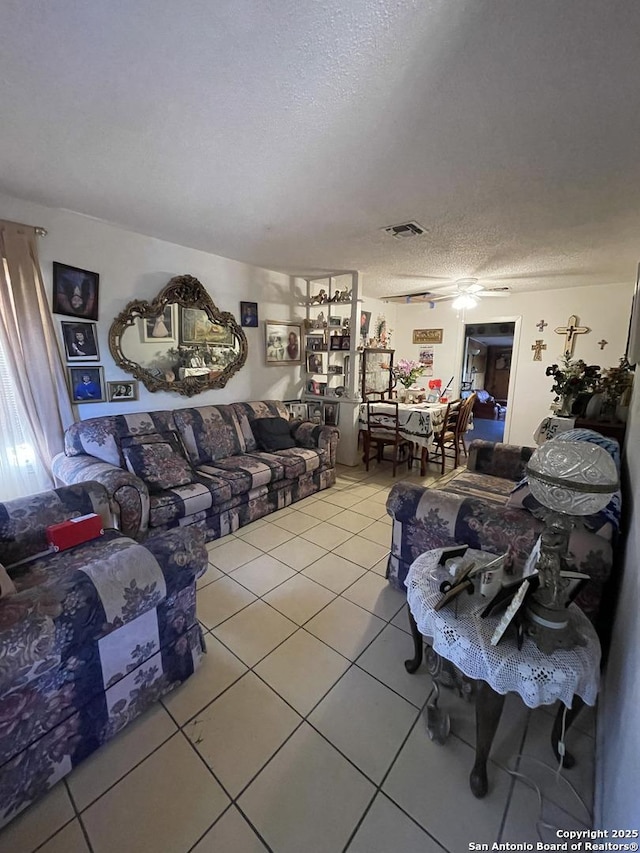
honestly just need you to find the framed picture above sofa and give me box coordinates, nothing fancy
[265,320,303,364]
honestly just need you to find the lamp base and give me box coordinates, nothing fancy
[524,599,586,655]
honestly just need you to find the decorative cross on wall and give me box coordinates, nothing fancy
[531,340,547,361]
[598,339,608,350]
[536,320,548,332]
[554,315,590,358]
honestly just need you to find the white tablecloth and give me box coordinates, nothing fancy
[405,550,600,708]
[358,402,447,449]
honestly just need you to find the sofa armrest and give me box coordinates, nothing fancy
[291,422,340,467]
[466,440,534,482]
[142,526,208,589]
[0,482,112,567]
[52,452,149,540]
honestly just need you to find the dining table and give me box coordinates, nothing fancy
[358,400,449,475]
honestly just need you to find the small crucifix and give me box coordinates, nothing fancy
[536,319,548,332]
[531,339,547,361]
[554,315,590,358]
[598,339,608,350]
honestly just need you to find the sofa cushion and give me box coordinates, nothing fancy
[232,401,290,452]
[173,405,246,465]
[273,447,326,476]
[436,470,515,504]
[122,442,195,493]
[291,421,323,449]
[198,453,285,496]
[64,411,178,466]
[148,476,234,527]
[251,417,297,451]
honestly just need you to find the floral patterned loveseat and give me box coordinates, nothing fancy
[386,433,620,624]
[51,400,339,542]
[0,481,208,829]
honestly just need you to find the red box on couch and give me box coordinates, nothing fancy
[46,513,104,552]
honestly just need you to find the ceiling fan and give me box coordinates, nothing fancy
[382,278,510,309]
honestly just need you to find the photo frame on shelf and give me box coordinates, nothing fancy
[142,304,177,342]
[329,336,344,351]
[60,320,99,361]
[285,401,309,420]
[328,316,343,328]
[68,366,106,404]
[306,352,327,374]
[322,400,339,426]
[265,320,303,364]
[306,334,325,351]
[308,402,323,422]
[327,364,343,375]
[340,335,351,350]
[53,262,99,321]
[107,380,139,402]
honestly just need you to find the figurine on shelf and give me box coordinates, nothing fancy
[339,287,351,302]
[310,289,327,305]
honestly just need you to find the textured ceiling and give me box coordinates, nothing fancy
[1,1,639,297]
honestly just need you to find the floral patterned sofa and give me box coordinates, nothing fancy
[0,481,208,829]
[386,433,620,624]
[51,400,339,542]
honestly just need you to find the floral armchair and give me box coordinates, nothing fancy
[0,482,208,829]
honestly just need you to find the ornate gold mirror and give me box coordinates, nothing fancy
[109,274,247,396]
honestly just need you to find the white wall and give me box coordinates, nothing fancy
[0,193,305,418]
[392,285,633,446]
[597,382,640,828]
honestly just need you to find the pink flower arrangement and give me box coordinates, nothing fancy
[393,358,425,389]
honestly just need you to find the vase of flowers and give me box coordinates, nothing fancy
[393,359,425,398]
[596,357,634,421]
[545,356,601,417]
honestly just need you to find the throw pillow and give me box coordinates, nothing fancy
[251,418,297,452]
[0,561,16,598]
[122,442,195,493]
[291,421,322,449]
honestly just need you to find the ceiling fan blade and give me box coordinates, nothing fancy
[381,292,440,304]
[478,291,510,298]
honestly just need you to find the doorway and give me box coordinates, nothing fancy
[460,321,515,443]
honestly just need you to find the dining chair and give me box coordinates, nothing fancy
[364,400,412,477]
[431,393,477,474]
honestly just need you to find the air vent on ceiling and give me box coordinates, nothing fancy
[382,221,427,239]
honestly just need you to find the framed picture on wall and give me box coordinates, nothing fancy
[240,301,259,328]
[60,321,99,361]
[52,262,99,321]
[142,305,177,342]
[265,320,303,364]
[107,380,139,402]
[68,366,105,404]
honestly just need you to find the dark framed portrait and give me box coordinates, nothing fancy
[53,262,99,321]
[181,307,234,345]
[60,321,99,361]
[240,301,259,328]
[322,400,340,426]
[68,366,105,404]
[107,380,139,402]
[340,335,351,350]
[359,311,371,339]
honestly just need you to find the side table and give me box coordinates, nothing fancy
[403,550,601,798]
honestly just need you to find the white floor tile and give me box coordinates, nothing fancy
[67,703,177,811]
[208,538,263,571]
[197,575,256,629]
[269,538,328,571]
[233,517,270,537]
[185,672,301,797]
[360,519,393,547]
[230,553,297,595]
[301,553,366,594]
[305,597,385,660]
[329,509,377,534]
[349,498,390,520]
[265,506,295,521]
[343,484,383,500]
[390,604,411,633]
[321,490,364,509]
[298,500,342,521]
[342,571,406,621]
[162,635,248,725]
[356,624,436,708]
[238,524,295,551]
[300,521,354,549]
[293,494,320,509]
[212,600,298,667]
[197,562,224,588]
[371,555,390,576]
[206,533,236,551]
[333,535,389,569]
[255,629,350,715]
[309,667,418,783]
[269,510,322,534]
[38,820,90,853]
[82,733,229,853]
[0,782,74,853]
[347,793,444,853]
[262,574,336,625]
[239,723,375,853]
[192,806,268,852]
[383,726,511,850]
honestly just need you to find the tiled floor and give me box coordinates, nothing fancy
[1,462,596,853]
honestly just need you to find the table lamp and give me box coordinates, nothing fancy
[524,441,618,653]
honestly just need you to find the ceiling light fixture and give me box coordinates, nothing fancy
[451,293,479,311]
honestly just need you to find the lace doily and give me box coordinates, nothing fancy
[405,550,601,709]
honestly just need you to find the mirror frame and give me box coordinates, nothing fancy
[109,274,248,397]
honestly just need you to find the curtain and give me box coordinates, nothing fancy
[0,220,74,499]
